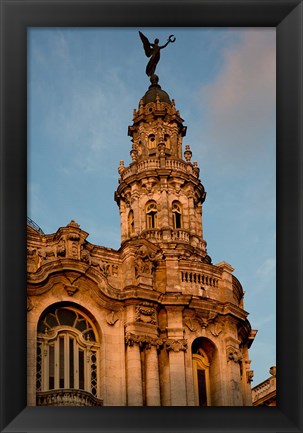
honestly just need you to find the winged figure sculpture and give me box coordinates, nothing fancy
[139,31,176,78]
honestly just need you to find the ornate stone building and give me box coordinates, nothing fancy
[27,73,256,406]
[252,367,276,406]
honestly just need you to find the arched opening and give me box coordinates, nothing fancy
[172,201,182,229]
[192,337,221,406]
[192,350,210,406]
[146,201,157,229]
[128,210,135,236]
[148,134,156,149]
[36,303,102,406]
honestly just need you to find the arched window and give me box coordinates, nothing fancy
[36,305,102,406]
[128,210,135,236]
[148,134,156,149]
[192,337,220,406]
[146,201,157,229]
[192,349,210,406]
[172,201,182,229]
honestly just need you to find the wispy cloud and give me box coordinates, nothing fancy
[200,29,276,163]
[256,257,276,279]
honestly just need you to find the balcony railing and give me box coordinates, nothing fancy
[36,389,103,406]
[180,270,219,288]
[142,228,190,243]
[120,158,198,181]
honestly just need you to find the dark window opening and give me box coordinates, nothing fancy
[198,369,207,406]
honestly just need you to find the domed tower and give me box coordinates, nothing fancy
[115,74,209,263]
[115,71,255,407]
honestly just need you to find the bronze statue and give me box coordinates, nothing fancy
[139,31,176,78]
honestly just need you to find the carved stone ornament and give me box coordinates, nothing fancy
[247,370,254,383]
[80,247,117,279]
[125,332,163,349]
[196,314,215,329]
[64,284,79,297]
[37,239,66,260]
[184,316,198,332]
[67,220,80,229]
[136,303,157,325]
[134,244,157,277]
[226,347,243,363]
[106,311,119,326]
[165,339,187,353]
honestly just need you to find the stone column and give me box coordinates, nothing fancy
[119,201,127,243]
[126,338,143,406]
[145,345,161,406]
[226,345,244,406]
[196,203,203,238]
[165,306,187,406]
[188,194,196,234]
[132,190,140,236]
[241,347,254,406]
[166,339,188,406]
[161,188,169,227]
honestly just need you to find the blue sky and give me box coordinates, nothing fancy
[28,27,276,387]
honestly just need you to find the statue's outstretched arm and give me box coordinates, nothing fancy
[159,35,176,49]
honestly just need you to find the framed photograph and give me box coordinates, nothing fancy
[1,1,302,432]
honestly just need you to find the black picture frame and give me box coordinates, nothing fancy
[0,0,302,432]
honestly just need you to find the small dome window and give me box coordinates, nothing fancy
[172,201,182,229]
[146,201,158,229]
[148,134,156,149]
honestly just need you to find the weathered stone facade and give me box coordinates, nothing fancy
[27,76,256,406]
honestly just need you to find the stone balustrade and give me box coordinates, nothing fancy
[36,389,103,406]
[181,270,219,288]
[171,229,190,242]
[251,374,276,406]
[142,228,190,243]
[142,229,163,241]
[120,158,198,181]
[252,379,272,399]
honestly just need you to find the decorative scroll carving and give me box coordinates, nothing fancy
[125,332,163,350]
[165,339,187,352]
[183,309,221,334]
[195,312,217,329]
[227,347,243,363]
[136,303,157,325]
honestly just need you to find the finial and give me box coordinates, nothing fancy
[118,160,125,175]
[67,220,80,228]
[184,144,192,162]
